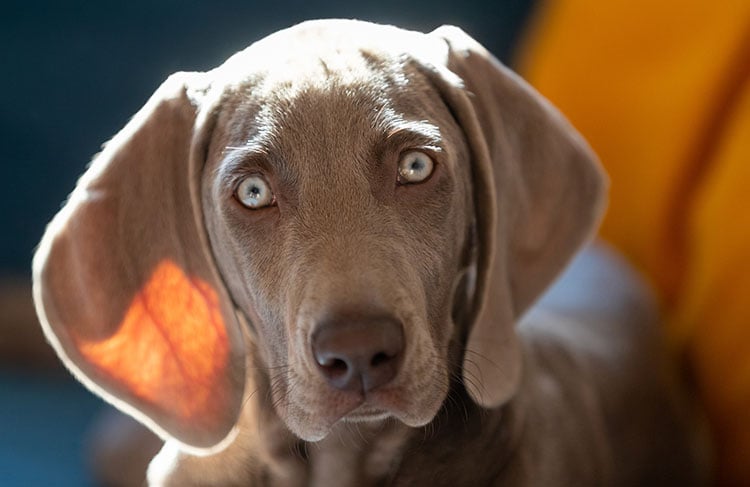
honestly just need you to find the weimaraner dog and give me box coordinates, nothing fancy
[33,20,709,486]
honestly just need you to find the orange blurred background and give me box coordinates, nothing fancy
[518,1,750,484]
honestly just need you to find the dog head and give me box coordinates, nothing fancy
[33,20,606,452]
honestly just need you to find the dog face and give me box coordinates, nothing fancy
[33,20,605,452]
[201,53,473,440]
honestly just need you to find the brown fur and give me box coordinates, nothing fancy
[33,20,709,486]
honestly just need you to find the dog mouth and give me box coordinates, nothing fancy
[318,388,402,425]
[277,373,443,441]
[343,404,392,423]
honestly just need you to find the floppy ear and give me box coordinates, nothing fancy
[32,73,246,452]
[429,26,608,408]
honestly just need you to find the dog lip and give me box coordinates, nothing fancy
[344,404,391,422]
[322,394,395,425]
[336,386,411,423]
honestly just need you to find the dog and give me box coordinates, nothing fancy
[32,19,709,486]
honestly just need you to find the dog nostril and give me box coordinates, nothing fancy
[370,351,391,368]
[318,357,349,375]
[330,358,348,371]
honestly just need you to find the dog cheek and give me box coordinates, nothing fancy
[399,315,451,414]
[399,357,450,427]
[274,379,335,442]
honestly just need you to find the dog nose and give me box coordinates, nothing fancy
[311,312,404,393]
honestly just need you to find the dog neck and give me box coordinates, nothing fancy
[305,419,411,487]
[392,384,523,486]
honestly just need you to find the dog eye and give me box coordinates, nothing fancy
[236,175,275,209]
[397,151,434,184]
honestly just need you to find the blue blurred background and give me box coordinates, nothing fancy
[0,1,532,485]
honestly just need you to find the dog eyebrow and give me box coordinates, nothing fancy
[383,119,443,151]
[217,141,280,184]
[223,142,269,157]
[375,104,442,144]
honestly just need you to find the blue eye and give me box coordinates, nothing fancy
[236,175,274,209]
[398,151,434,184]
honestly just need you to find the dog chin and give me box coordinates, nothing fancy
[281,392,444,442]
[277,366,450,441]
[343,406,392,423]
[284,415,336,442]
[340,402,441,430]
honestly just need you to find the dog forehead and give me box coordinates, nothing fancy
[215,54,444,169]
[210,19,447,96]
[204,20,460,198]
[205,20,455,150]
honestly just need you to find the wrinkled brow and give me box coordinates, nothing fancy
[215,110,288,182]
[215,104,445,183]
[215,138,287,186]
[381,117,444,153]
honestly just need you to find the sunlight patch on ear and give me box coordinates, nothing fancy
[75,259,230,423]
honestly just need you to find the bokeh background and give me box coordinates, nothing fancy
[0,1,532,485]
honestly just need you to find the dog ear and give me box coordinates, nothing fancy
[429,26,608,408]
[32,73,246,452]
